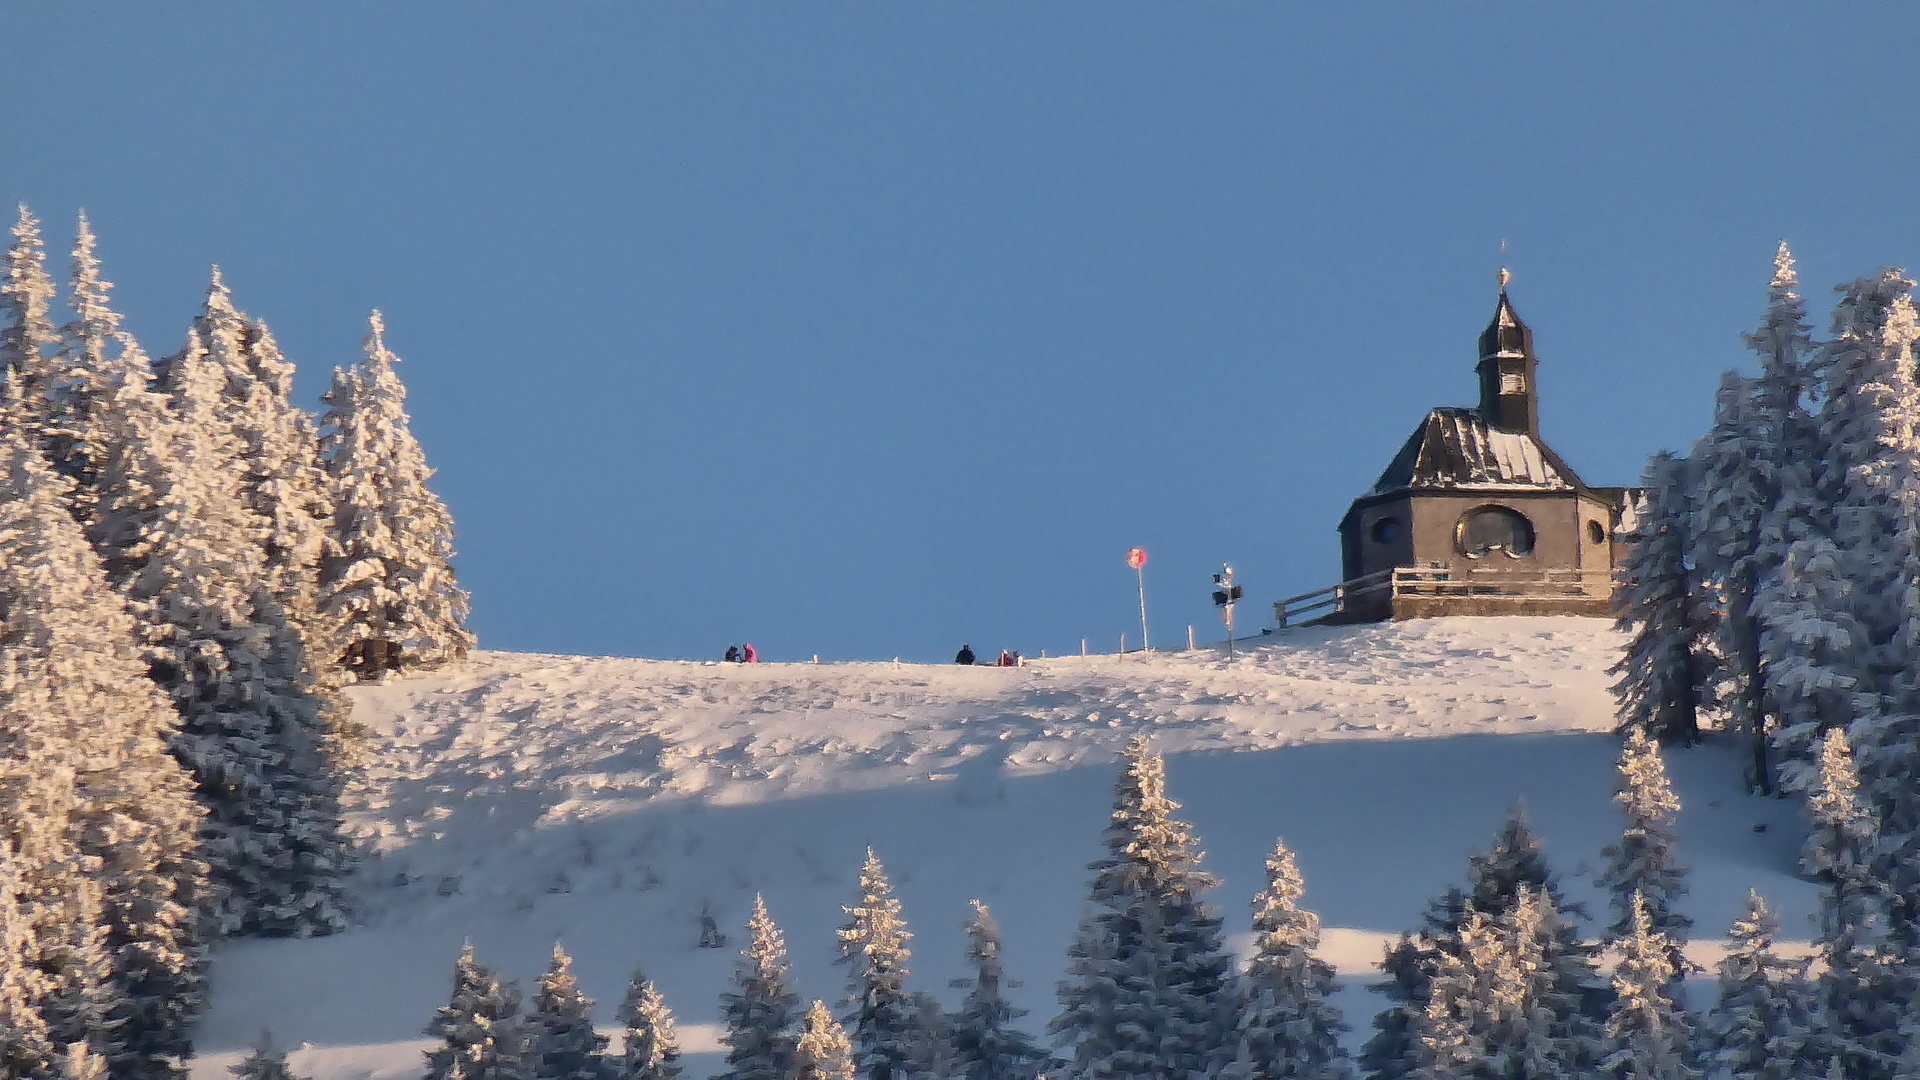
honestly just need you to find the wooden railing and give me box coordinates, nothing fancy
[1275,566,1614,627]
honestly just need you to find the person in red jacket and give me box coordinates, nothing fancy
[742,642,758,663]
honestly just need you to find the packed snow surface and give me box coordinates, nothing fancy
[193,617,1816,1079]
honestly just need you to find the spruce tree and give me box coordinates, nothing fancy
[1596,728,1690,971]
[1,205,60,447]
[716,896,801,1080]
[424,943,528,1080]
[836,850,916,1080]
[1713,242,1822,794]
[1812,269,1920,675]
[129,337,351,937]
[229,1031,307,1080]
[1051,737,1233,1080]
[1223,840,1350,1080]
[530,944,607,1080]
[1805,729,1898,1076]
[1612,451,1709,746]
[1597,893,1698,1080]
[613,969,682,1080]
[1361,810,1603,1080]
[794,1002,857,1080]
[1703,891,1817,1080]
[47,212,127,508]
[1405,890,1586,1080]
[318,311,473,678]
[0,404,211,1080]
[160,271,339,688]
[949,902,1045,1080]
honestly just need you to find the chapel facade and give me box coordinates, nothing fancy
[1328,274,1633,621]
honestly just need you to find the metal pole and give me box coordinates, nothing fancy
[1136,564,1150,653]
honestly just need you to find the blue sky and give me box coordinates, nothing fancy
[4,5,1917,662]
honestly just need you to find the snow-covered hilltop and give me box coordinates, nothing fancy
[194,616,1818,1080]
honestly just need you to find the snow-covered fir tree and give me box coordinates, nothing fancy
[424,943,528,1080]
[794,1002,857,1080]
[1052,737,1234,1080]
[1405,889,1587,1080]
[1223,840,1350,1080]
[1596,728,1690,973]
[44,212,127,507]
[1598,893,1698,1080]
[613,968,682,1080]
[1361,811,1603,1080]
[715,896,801,1080]
[1805,728,1901,1077]
[1811,269,1920,679]
[1702,890,1818,1080]
[1707,243,1822,794]
[1,205,60,447]
[1612,450,1709,746]
[229,1031,306,1080]
[529,944,607,1080]
[158,271,339,686]
[836,850,916,1080]
[949,901,1046,1080]
[127,335,351,937]
[318,311,472,678]
[0,402,212,1080]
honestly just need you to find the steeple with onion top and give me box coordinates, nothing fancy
[1476,267,1539,435]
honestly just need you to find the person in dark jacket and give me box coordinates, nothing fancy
[742,642,758,663]
[956,644,976,665]
[724,645,741,662]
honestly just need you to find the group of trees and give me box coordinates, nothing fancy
[0,205,474,1079]
[1613,246,1920,1071]
[1613,244,1920,799]
[410,734,1878,1080]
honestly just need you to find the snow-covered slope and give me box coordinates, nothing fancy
[193,617,1816,1080]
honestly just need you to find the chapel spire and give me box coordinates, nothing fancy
[1476,270,1539,434]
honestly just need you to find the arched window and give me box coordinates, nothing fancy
[1370,516,1402,544]
[1587,520,1606,544]
[1457,506,1535,558]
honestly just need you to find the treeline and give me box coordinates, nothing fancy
[398,735,1861,1080]
[0,206,475,1080]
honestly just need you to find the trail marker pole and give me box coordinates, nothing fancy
[1187,625,1195,650]
[1212,564,1244,661]
[1126,548,1150,654]
[1120,632,1127,655]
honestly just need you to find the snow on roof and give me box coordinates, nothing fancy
[1372,407,1580,494]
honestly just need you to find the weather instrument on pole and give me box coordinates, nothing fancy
[1126,548,1149,653]
[1213,564,1243,659]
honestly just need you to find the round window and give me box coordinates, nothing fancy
[1370,516,1402,544]
[1587,520,1606,544]
[1457,506,1535,558]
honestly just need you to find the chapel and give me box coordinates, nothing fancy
[1309,272,1634,622]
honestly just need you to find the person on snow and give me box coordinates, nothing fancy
[997,649,1013,667]
[956,644,976,665]
[724,645,741,663]
[742,642,758,663]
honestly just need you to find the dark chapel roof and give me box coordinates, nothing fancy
[1369,407,1587,495]
[1364,282,1588,498]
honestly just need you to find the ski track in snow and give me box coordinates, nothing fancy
[193,617,1820,1080]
